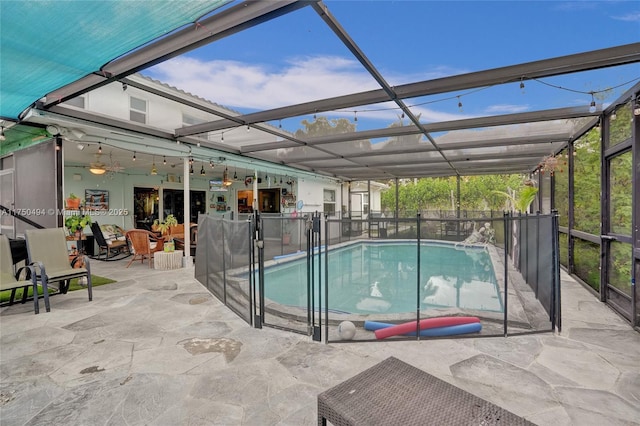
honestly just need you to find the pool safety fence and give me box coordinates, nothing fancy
[194,211,561,342]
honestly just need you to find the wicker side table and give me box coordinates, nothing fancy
[154,250,183,270]
[318,356,534,426]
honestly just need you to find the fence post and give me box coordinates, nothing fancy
[503,211,510,337]
[324,214,329,343]
[415,213,421,339]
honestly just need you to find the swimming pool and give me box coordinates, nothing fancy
[261,241,503,315]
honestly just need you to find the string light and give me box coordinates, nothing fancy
[221,131,224,142]
[247,124,250,132]
[209,159,214,168]
[132,151,136,161]
[611,111,617,121]
[200,163,206,176]
[519,77,525,94]
[98,142,102,154]
[278,120,282,129]
[354,111,358,122]
[589,92,596,113]
[163,155,167,165]
[457,96,463,111]
[189,163,194,174]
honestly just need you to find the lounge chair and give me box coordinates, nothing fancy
[0,234,43,314]
[90,222,130,260]
[125,229,165,268]
[25,228,93,309]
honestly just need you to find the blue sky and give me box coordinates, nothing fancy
[145,1,640,133]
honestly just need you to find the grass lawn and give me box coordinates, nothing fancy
[0,275,116,304]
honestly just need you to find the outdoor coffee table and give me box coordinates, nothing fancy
[317,356,534,426]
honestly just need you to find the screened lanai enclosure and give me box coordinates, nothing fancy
[1,1,639,337]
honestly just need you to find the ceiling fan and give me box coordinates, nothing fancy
[89,152,124,176]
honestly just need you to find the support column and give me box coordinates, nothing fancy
[183,157,192,266]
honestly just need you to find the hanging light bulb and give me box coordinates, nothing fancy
[457,96,463,111]
[132,151,136,161]
[354,111,358,122]
[209,159,214,168]
[98,142,102,154]
[589,93,596,113]
[221,132,224,142]
[519,78,525,94]
[151,156,157,175]
[163,155,167,165]
[189,163,194,174]
[279,120,282,128]
[0,127,5,141]
[223,167,232,186]
[200,163,206,176]
[611,111,617,121]
[633,99,640,116]
[234,169,238,179]
[246,124,250,132]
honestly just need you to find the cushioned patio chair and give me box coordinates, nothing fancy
[174,224,197,257]
[125,229,165,268]
[0,234,43,314]
[24,228,93,310]
[90,222,130,260]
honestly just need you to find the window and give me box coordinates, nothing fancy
[130,97,147,123]
[324,189,336,216]
[182,113,203,127]
[63,95,85,109]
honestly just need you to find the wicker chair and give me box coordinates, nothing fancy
[125,229,164,268]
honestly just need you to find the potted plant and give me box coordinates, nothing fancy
[66,193,82,210]
[65,214,92,239]
[153,214,178,251]
[282,217,296,245]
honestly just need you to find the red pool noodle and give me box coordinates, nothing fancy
[374,316,480,340]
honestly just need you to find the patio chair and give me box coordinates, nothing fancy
[24,228,93,309]
[125,229,165,268]
[0,234,44,314]
[174,224,197,257]
[90,222,130,261]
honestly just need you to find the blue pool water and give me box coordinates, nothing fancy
[262,241,503,315]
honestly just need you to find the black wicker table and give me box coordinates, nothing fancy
[318,357,534,426]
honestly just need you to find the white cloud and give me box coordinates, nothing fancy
[611,12,640,22]
[146,55,380,110]
[145,55,469,124]
[484,104,530,114]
